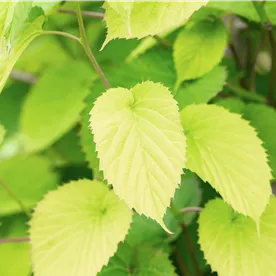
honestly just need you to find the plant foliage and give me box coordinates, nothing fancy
[0,1,276,276]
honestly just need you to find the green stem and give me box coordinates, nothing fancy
[268,31,276,106]
[229,43,242,70]
[76,2,111,89]
[180,223,202,276]
[174,246,192,276]
[249,31,265,92]
[251,1,270,27]
[42,31,81,44]
[171,203,201,276]
[58,8,104,19]
[180,207,203,214]
[153,35,172,48]
[227,83,266,103]
[0,179,31,217]
[0,237,30,244]
[10,69,37,84]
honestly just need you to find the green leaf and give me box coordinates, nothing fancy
[215,98,245,114]
[0,82,29,139]
[198,196,276,276]
[180,104,272,222]
[208,1,259,22]
[0,215,31,276]
[30,179,132,276]
[0,124,5,144]
[51,127,86,165]
[15,35,70,74]
[20,61,95,152]
[126,27,176,62]
[0,4,45,93]
[173,18,227,88]
[0,155,58,215]
[102,1,207,48]
[99,243,177,276]
[243,104,276,179]
[90,81,186,227]
[164,170,202,234]
[175,66,227,110]
[265,2,276,25]
[125,213,166,247]
[80,91,103,179]
[208,1,276,25]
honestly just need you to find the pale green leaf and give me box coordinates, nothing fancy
[105,0,134,37]
[30,179,132,276]
[0,124,5,144]
[80,48,175,178]
[243,104,276,179]
[0,2,16,41]
[216,102,276,179]
[90,81,186,226]
[0,215,31,276]
[198,196,276,276]
[175,66,227,110]
[173,18,227,88]
[9,2,33,41]
[20,61,94,152]
[99,244,177,276]
[180,104,272,222]
[0,155,58,215]
[0,4,45,93]
[102,1,207,48]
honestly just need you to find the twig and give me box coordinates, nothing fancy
[249,31,266,91]
[58,8,104,19]
[170,203,201,276]
[76,2,111,89]
[174,247,192,276]
[0,179,31,217]
[10,70,37,84]
[268,30,276,106]
[180,207,203,214]
[180,223,202,276]
[0,237,30,244]
[42,31,81,44]
[229,43,242,70]
[153,35,172,49]
[251,0,276,105]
